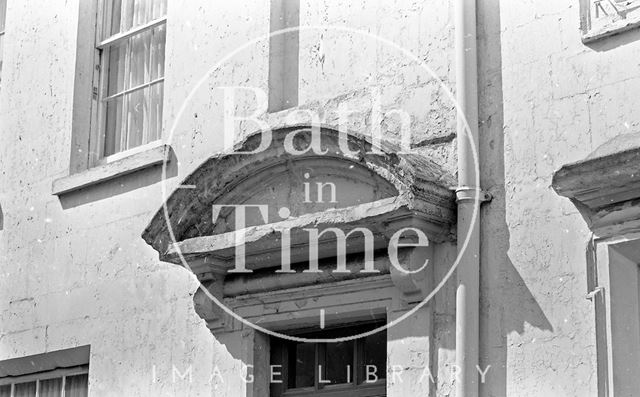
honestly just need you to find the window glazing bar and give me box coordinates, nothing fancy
[102,77,164,102]
[97,16,166,50]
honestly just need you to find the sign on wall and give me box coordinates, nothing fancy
[581,0,640,42]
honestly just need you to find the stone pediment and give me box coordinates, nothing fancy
[142,126,456,273]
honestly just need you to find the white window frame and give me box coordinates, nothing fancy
[90,0,167,166]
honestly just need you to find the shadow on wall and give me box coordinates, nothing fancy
[586,24,640,52]
[58,151,179,209]
[500,257,554,334]
[474,0,554,396]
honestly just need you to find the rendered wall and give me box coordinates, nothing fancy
[480,0,640,396]
[0,0,459,396]
[4,0,632,395]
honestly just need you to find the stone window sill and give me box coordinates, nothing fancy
[52,144,172,196]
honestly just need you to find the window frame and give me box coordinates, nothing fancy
[90,0,167,166]
[0,365,89,397]
[270,323,387,397]
[592,234,640,396]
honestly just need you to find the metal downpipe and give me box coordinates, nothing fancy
[454,0,482,396]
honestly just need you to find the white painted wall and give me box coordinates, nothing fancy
[2,0,639,395]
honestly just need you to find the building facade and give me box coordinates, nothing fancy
[1,0,639,396]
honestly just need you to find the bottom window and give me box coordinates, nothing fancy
[271,322,386,397]
[0,370,87,397]
[0,346,89,397]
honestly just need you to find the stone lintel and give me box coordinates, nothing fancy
[163,197,449,272]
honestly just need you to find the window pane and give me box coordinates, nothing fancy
[361,331,386,382]
[104,82,162,155]
[132,0,152,29]
[106,40,126,97]
[64,374,88,397]
[106,0,167,37]
[288,343,314,389]
[14,381,36,397]
[150,24,165,80]
[105,28,153,97]
[0,384,11,397]
[104,95,124,156]
[111,0,141,35]
[149,82,163,142]
[151,0,167,20]
[39,377,62,397]
[128,28,151,89]
[124,88,146,149]
[108,0,123,35]
[325,341,354,384]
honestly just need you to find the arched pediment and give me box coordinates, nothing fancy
[186,153,399,237]
[142,126,456,269]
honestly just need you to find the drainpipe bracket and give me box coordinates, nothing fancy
[455,186,493,204]
[585,286,604,301]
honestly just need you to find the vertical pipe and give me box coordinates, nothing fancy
[268,0,300,112]
[455,0,480,396]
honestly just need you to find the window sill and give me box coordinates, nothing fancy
[52,144,172,196]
